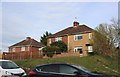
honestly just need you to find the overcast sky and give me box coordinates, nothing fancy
[0,1,118,52]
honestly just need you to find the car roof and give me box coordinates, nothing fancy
[36,63,73,67]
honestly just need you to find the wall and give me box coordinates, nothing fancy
[47,36,68,46]
[47,32,93,56]
[4,46,42,60]
[31,46,39,52]
[47,38,55,46]
[62,36,68,44]
[68,33,92,56]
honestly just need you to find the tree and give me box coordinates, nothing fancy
[93,29,114,56]
[50,41,67,53]
[111,18,120,48]
[93,18,118,57]
[40,31,52,46]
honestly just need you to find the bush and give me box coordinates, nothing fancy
[88,52,94,56]
[50,41,67,52]
[42,46,60,58]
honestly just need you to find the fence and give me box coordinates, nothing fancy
[2,51,87,60]
[2,51,43,60]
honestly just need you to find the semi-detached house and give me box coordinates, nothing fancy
[9,37,44,53]
[3,37,45,60]
[47,21,94,56]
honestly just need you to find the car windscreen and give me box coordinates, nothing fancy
[0,61,19,69]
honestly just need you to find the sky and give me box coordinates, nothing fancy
[0,1,118,52]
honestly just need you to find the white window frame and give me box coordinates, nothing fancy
[21,46,25,51]
[89,33,92,40]
[74,46,83,54]
[88,46,93,52]
[12,48,16,52]
[74,34,82,41]
[49,38,51,44]
[55,37,62,41]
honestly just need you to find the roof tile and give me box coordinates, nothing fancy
[9,37,44,48]
[49,25,93,37]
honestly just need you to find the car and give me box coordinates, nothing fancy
[28,63,118,77]
[0,59,27,77]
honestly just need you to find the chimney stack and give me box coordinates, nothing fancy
[26,37,31,40]
[73,21,79,27]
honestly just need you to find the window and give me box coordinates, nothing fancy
[59,65,77,74]
[89,33,92,40]
[36,64,59,73]
[21,47,25,51]
[55,37,62,41]
[74,47,83,54]
[1,61,19,69]
[12,48,16,52]
[74,34,82,40]
[49,38,51,44]
[88,46,93,52]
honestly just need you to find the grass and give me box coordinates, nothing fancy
[13,55,119,76]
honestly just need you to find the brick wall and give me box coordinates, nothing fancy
[62,36,68,44]
[9,46,40,52]
[68,33,91,56]
[48,36,68,46]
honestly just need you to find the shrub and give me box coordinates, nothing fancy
[42,46,60,58]
[50,41,67,52]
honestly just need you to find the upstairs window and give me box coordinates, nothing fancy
[49,38,51,44]
[12,48,16,52]
[74,34,82,40]
[21,46,25,51]
[55,37,62,41]
[89,33,92,40]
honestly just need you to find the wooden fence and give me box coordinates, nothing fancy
[2,51,43,60]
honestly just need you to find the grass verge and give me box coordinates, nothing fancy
[13,55,119,76]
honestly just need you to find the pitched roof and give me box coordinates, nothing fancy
[9,37,44,48]
[49,24,93,38]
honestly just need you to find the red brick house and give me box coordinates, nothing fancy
[2,37,45,60]
[47,21,94,56]
[9,37,44,52]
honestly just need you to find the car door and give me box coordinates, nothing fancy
[59,64,78,77]
[59,64,89,77]
[36,64,61,77]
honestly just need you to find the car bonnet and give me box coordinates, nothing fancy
[4,68,25,74]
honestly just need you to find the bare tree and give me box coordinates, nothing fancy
[110,18,120,48]
[93,18,119,57]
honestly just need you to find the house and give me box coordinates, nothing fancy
[47,21,94,56]
[3,37,45,60]
[9,37,44,52]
